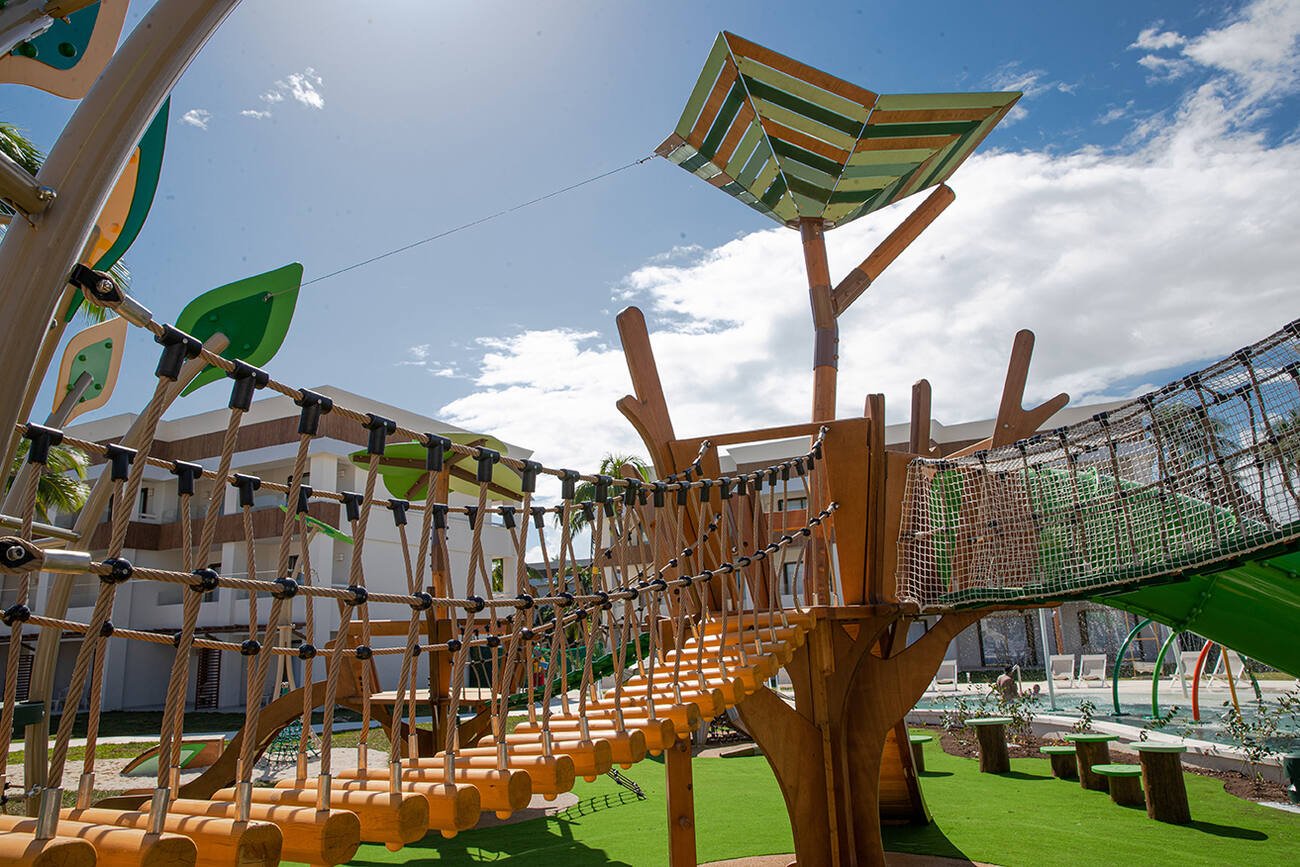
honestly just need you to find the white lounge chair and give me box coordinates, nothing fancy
[932,659,958,692]
[1207,649,1250,686]
[1078,653,1107,687]
[1049,654,1076,688]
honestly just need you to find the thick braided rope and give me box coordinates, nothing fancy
[0,469,41,778]
[295,524,316,781]
[350,454,381,764]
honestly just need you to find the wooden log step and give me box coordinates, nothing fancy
[472,737,614,781]
[698,612,810,633]
[520,717,664,756]
[311,774,480,836]
[401,752,576,798]
[584,696,702,731]
[0,814,196,867]
[161,798,358,867]
[0,826,96,867]
[218,786,427,852]
[331,766,529,819]
[64,806,282,867]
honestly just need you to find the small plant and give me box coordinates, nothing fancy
[1072,699,1096,733]
[1218,694,1294,793]
[1138,705,1181,741]
[940,695,975,735]
[992,690,1039,743]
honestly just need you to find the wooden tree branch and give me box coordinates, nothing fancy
[950,329,1069,458]
[831,184,955,317]
[615,306,677,475]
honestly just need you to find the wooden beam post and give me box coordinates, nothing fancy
[665,735,697,867]
[800,218,838,423]
[909,379,934,456]
[831,184,955,317]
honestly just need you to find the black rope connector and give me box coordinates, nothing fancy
[700,569,714,582]
[580,502,596,524]
[69,264,122,303]
[680,573,694,586]
[295,484,314,515]
[698,479,713,502]
[719,477,732,499]
[465,506,478,528]
[410,592,434,611]
[2,604,30,626]
[485,634,501,649]
[389,499,409,527]
[431,503,448,531]
[521,460,542,494]
[465,595,486,613]
[295,389,334,436]
[227,360,269,411]
[240,639,261,657]
[516,593,534,610]
[341,491,364,523]
[172,631,184,648]
[271,576,299,599]
[556,591,574,608]
[101,557,132,583]
[498,506,517,529]
[736,556,751,568]
[345,585,368,606]
[594,475,613,503]
[171,460,204,497]
[800,527,812,537]
[530,506,547,529]
[652,481,667,508]
[424,433,451,472]
[231,473,261,508]
[650,578,668,592]
[191,568,219,594]
[560,469,580,500]
[298,643,317,660]
[676,483,690,507]
[23,424,63,465]
[103,442,136,482]
[794,458,806,477]
[602,500,616,518]
[622,478,642,505]
[412,644,423,658]
[520,627,535,641]
[446,638,463,653]
[573,608,589,621]
[354,645,373,660]
[153,324,203,381]
[476,448,500,483]
[595,591,611,610]
[100,620,114,637]
[364,413,397,455]
[735,475,748,496]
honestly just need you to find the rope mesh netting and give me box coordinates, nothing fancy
[897,319,1300,610]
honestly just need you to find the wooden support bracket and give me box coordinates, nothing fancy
[831,185,955,317]
[950,329,1069,458]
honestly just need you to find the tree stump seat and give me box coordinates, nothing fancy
[1063,733,1119,791]
[909,733,933,773]
[966,717,1012,774]
[1134,743,1191,824]
[1091,763,1145,807]
[1039,745,1078,779]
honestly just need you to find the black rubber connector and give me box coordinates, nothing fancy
[171,460,204,497]
[101,557,133,583]
[295,389,334,436]
[227,360,269,411]
[231,473,261,508]
[191,568,219,594]
[298,643,317,660]
[271,576,299,599]
[476,448,500,483]
[424,434,451,471]
[153,325,202,381]
[2,604,31,626]
[23,424,62,465]
[103,443,136,481]
[465,595,486,613]
[345,585,368,606]
[389,499,409,527]
[409,592,434,611]
[365,414,397,455]
[354,645,373,660]
[341,491,364,523]
[240,639,261,657]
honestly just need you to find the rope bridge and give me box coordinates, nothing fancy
[897,319,1300,610]
[0,277,839,866]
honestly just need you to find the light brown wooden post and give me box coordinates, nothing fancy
[428,467,454,749]
[665,735,697,867]
[909,379,933,455]
[1138,751,1190,823]
[800,218,838,423]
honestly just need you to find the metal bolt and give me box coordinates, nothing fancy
[96,279,115,294]
[6,545,27,563]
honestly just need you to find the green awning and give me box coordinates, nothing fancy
[349,432,523,502]
[658,32,1021,228]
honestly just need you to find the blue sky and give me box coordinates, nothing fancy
[4,0,1300,471]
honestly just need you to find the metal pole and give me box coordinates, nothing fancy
[0,0,242,472]
[1037,606,1057,711]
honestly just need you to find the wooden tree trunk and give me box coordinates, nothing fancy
[974,725,1010,774]
[1108,775,1144,806]
[1139,753,1191,824]
[1076,742,1112,792]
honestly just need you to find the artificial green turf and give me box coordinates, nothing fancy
[886,734,1300,866]
[299,738,1299,866]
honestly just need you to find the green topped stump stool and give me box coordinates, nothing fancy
[1134,743,1191,824]
[1040,745,1078,780]
[1064,733,1119,791]
[1091,764,1144,806]
[909,733,934,773]
[966,717,1012,774]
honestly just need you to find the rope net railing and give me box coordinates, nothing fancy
[0,275,840,844]
[897,319,1300,611]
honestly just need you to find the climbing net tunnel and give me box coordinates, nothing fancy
[897,319,1300,609]
[0,286,839,867]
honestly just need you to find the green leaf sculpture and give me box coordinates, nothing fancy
[176,263,303,395]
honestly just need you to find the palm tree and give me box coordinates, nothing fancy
[554,453,652,535]
[1149,401,1269,523]
[7,439,90,521]
[0,122,123,320]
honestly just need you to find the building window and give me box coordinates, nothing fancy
[781,561,803,597]
[138,486,153,519]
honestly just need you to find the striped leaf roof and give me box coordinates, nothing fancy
[657,32,1021,229]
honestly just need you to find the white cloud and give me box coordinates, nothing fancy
[241,109,272,120]
[1097,100,1135,125]
[180,108,211,130]
[1131,0,1300,102]
[399,345,463,379]
[984,63,1075,124]
[257,68,325,113]
[437,0,1300,477]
